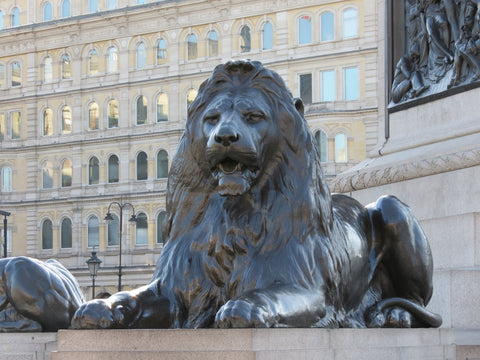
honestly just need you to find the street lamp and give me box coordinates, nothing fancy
[0,210,11,258]
[104,201,137,292]
[86,248,102,299]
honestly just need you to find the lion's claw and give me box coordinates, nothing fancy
[215,299,273,328]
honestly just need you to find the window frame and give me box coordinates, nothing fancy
[41,219,53,250]
[60,217,73,249]
[298,15,312,45]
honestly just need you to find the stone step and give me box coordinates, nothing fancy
[50,328,460,360]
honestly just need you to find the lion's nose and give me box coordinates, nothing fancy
[214,126,240,146]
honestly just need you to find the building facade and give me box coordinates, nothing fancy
[0,0,379,299]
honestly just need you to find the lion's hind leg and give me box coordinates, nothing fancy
[367,195,441,328]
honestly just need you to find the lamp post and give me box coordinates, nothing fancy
[0,210,11,258]
[86,248,102,299]
[104,201,137,292]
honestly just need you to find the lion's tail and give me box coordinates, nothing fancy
[366,297,442,328]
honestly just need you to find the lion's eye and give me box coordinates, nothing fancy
[246,112,265,124]
[204,114,220,125]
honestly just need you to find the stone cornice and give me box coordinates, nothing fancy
[330,146,480,193]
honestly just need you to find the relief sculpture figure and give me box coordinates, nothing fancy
[0,257,84,332]
[72,60,442,329]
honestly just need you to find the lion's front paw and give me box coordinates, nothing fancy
[215,299,274,328]
[71,299,117,329]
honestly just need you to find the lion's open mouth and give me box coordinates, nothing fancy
[218,157,243,175]
[211,157,258,196]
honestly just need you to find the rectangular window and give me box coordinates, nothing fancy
[11,111,21,139]
[299,73,312,104]
[0,113,4,141]
[344,67,359,100]
[321,70,336,102]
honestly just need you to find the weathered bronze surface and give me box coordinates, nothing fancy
[0,257,84,332]
[72,60,441,329]
[392,0,480,104]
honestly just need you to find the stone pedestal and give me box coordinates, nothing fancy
[332,88,480,329]
[0,332,56,360]
[50,328,459,360]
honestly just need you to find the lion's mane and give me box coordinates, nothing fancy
[154,60,350,327]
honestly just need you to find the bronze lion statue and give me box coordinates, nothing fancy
[72,60,441,329]
[0,257,84,331]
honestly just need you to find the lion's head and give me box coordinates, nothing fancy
[163,60,333,247]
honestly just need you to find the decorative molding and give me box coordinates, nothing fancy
[331,146,480,193]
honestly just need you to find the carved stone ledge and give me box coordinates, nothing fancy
[331,146,480,193]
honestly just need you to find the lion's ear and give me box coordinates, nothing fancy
[293,98,304,116]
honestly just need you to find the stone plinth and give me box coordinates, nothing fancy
[49,328,459,360]
[331,87,480,330]
[0,332,56,360]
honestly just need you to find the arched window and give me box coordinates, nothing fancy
[43,108,53,136]
[321,70,336,102]
[87,215,99,247]
[11,111,21,139]
[262,22,273,50]
[61,218,72,248]
[107,214,119,246]
[187,34,197,60]
[208,31,218,57]
[156,38,167,63]
[107,46,118,73]
[42,161,54,189]
[136,151,148,180]
[343,8,358,38]
[156,211,166,244]
[61,54,72,79]
[44,56,53,83]
[315,130,328,163]
[135,212,148,245]
[299,15,312,44]
[108,0,117,9]
[107,99,119,128]
[136,42,146,69]
[88,49,99,76]
[43,2,53,21]
[61,106,72,134]
[108,154,119,183]
[186,89,197,110]
[1,167,12,192]
[11,7,20,27]
[344,66,359,100]
[11,62,21,87]
[156,93,168,122]
[156,149,168,178]
[0,11,4,29]
[335,133,347,163]
[89,0,98,13]
[240,26,251,52]
[61,0,71,17]
[321,12,334,41]
[88,156,99,185]
[88,102,99,130]
[136,95,147,125]
[61,159,72,187]
[42,219,53,250]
